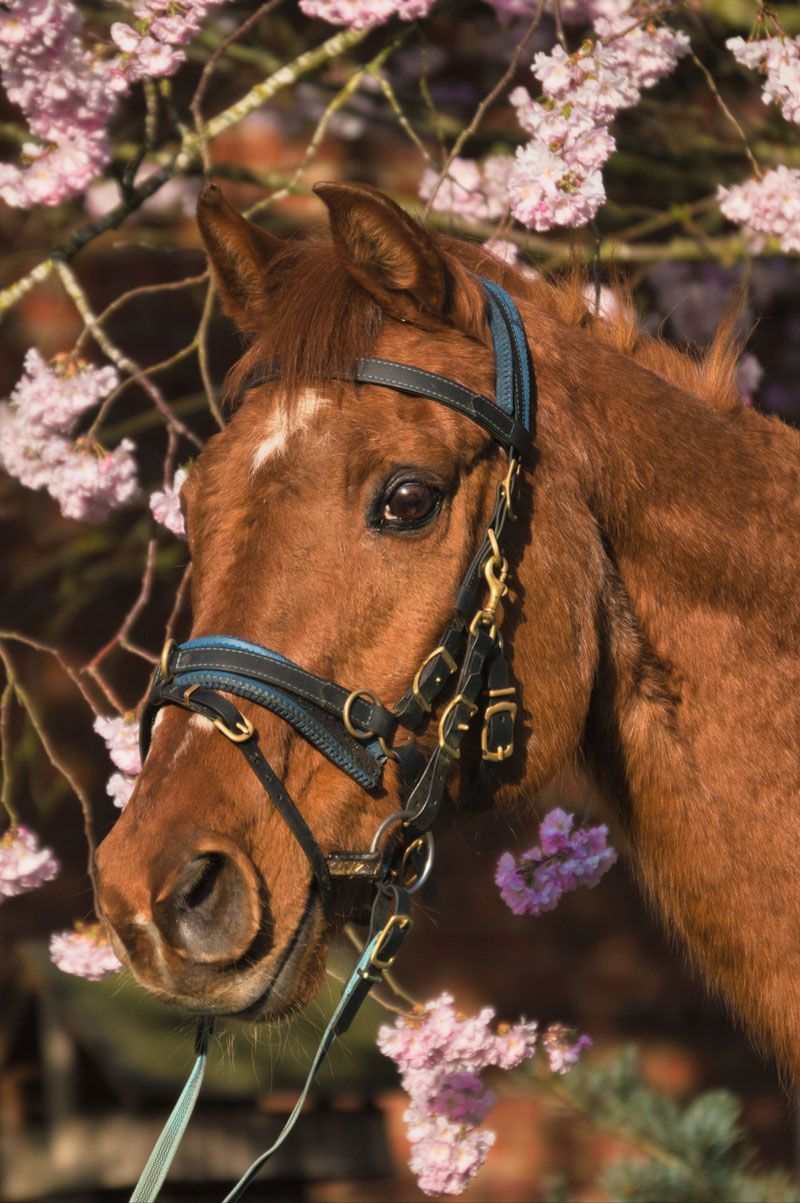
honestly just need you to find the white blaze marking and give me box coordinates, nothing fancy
[251,389,328,472]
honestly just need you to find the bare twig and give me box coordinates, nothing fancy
[0,645,99,910]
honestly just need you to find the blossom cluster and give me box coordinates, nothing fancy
[0,0,228,208]
[421,156,514,223]
[718,167,800,256]
[508,6,690,229]
[0,350,139,523]
[298,0,436,31]
[0,0,115,208]
[542,1023,593,1073]
[0,825,59,901]
[50,921,123,980]
[150,467,189,538]
[378,993,538,1195]
[727,35,800,127]
[94,714,141,812]
[495,807,616,916]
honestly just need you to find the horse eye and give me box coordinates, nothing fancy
[382,480,441,528]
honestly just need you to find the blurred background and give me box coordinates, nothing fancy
[1,1,799,1199]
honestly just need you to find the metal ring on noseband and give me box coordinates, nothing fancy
[343,687,396,760]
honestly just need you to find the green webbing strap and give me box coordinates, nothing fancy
[129,1016,214,1203]
[128,887,411,1203]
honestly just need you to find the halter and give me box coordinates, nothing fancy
[130,277,535,1202]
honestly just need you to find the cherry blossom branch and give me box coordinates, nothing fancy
[190,0,286,173]
[54,261,203,452]
[0,681,17,827]
[82,537,159,682]
[0,644,99,909]
[423,0,547,216]
[245,30,411,220]
[689,48,761,179]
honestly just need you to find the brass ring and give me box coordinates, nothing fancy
[342,688,381,741]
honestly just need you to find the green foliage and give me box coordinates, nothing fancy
[533,1048,799,1203]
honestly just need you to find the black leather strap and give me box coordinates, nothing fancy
[352,360,531,455]
[249,360,531,456]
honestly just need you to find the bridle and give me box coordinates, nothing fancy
[130,277,535,1203]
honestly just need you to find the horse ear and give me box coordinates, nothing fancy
[313,180,484,332]
[196,183,282,331]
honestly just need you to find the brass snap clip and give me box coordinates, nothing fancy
[469,528,509,640]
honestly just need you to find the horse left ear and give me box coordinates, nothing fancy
[196,183,283,333]
[313,181,485,334]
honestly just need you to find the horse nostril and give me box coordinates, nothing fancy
[155,849,261,964]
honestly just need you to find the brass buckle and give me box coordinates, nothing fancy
[213,714,255,743]
[438,693,479,759]
[369,913,413,971]
[182,684,255,744]
[343,688,394,760]
[500,454,522,520]
[160,637,176,678]
[411,645,458,714]
[481,694,518,762]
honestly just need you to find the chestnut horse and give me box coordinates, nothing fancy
[96,181,800,1074]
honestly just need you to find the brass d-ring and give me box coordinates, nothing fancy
[343,689,395,760]
[343,689,382,740]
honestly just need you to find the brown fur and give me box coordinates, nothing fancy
[96,184,800,1074]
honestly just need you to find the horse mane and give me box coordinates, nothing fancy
[224,224,745,416]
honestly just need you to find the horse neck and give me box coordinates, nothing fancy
[518,309,800,1071]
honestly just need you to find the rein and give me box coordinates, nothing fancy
[130,277,535,1202]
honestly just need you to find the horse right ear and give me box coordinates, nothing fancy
[196,184,282,332]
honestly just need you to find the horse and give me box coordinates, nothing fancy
[95,180,800,1076]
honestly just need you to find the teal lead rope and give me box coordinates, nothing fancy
[129,886,412,1203]
[129,1016,214,1203]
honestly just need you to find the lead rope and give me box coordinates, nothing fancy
[129,886,412,1203]
[129,1017,214,1202]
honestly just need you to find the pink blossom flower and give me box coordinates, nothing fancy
[0,351,139,522]
[420,155,513,222]
[728,35,800,126]
[106,772,136,811]
[496,808,616,916]
[542,1023,592,1074]
[150,467,188,538]
[508,13,689,231]
[378,994,537,1195]
[0,826,59,900]
[407,1111,496,1196]
[298,0,436,30]
[49,921,122,980]
[718,167,800,255]
[0,0,114,207]
[483,239,519,265]
[737,353,763,407]
[94,714,142,777]
[0,0,229,208]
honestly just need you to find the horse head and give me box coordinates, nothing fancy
[95,182,549,1019]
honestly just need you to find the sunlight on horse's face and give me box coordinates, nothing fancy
[95,183,501,1019]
